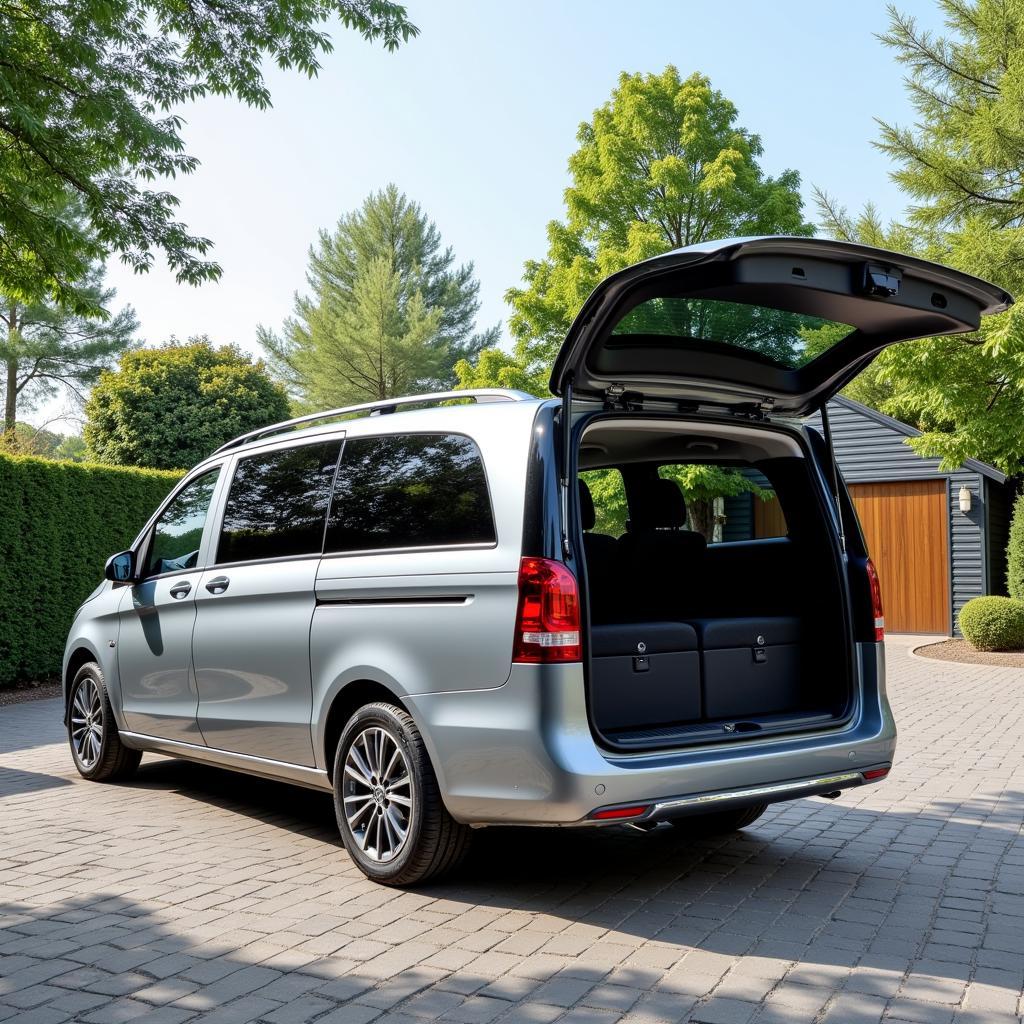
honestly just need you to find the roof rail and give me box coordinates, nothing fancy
[212,388,536,456]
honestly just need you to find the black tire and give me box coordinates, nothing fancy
[333,701,471,886]
[67,663,142,782]
[676,802,768,837]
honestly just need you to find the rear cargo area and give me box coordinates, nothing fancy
[578,418,853,751]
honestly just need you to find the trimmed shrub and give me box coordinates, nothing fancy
[1008,492,1024,602]
[958,596,1024,652]
[0,453,180,687]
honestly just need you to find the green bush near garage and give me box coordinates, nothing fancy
[958,595,1024,652]
[0,452,180,687]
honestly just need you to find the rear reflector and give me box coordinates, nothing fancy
[592,805,651,820]
[866,559,885,642]
[512,557,581,663]
[863,767,890,781]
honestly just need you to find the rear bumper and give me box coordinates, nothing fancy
[405,642,896,825]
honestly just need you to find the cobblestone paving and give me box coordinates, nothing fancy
[1,637,1022,1023]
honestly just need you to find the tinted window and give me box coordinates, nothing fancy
[146,469,221,577]
[326,434,495,553]
[579,468,627,538]
[217,441,341,563]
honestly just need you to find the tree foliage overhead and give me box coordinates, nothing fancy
[259,185,498,409]
[460,67,814,393]
[814,1,1024,475]
[84,339,291,469]
[0,0,417,312]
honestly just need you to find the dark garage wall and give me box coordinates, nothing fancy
[808,398,1001,633]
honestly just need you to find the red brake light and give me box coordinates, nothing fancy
[866,559,885,641]
[863,767,890,781]
[512,557,581,663]
[592,805,651,820]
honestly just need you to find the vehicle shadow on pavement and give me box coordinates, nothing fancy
[123,756,1024,1003]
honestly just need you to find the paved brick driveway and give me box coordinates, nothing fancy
[1,638,1022,1024]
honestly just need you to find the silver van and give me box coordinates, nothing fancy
[62,237,1011,885]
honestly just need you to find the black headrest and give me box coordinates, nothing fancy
[578,479,596,531]
[630,478,687,530]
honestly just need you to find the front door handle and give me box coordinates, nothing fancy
[169,581,192,599]
[205,576,230,595]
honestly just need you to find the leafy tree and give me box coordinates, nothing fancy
[84,339,290,469]
[460,67,813,390]
[259,185,497,408]
[1,423,89,460]
[0,0,417,313]
[814,2,1024,475]
[1,236,137,439]
[459,67,809,520]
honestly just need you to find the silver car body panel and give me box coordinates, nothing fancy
[404,644,893,825]
[193,557,320,765]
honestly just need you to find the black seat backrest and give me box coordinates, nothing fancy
[578,480,619,622]
[617,478,707,619]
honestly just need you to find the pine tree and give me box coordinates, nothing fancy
[259,186,498,409]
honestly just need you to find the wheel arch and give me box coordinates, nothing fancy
[321,679,417,783]
[63,644,102,721]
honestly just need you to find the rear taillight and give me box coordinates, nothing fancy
[863,767,890,781]
[512,557,581,663]
[866,559,885,641]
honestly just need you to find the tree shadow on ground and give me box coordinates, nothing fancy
[122,755,1024,999]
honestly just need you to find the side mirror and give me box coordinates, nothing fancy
[104,550,137,583]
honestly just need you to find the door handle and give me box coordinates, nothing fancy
[205,576,230,595]
[169,581,192,599]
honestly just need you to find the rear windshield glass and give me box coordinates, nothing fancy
[611,297,855,369]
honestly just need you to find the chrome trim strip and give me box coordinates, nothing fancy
[119,732,333,792]
[648,772,862,816]
[317,595,472,607]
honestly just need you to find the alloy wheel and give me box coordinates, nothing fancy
[342,726,412,862]
[70,677,103,769]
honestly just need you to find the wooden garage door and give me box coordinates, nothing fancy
[848,480,949,634]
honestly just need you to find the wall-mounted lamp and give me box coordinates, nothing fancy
[958,485,972,514]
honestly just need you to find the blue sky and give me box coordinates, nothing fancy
[39,0,944,428]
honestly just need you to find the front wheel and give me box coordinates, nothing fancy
[67,663,142,782]
[333,702,471,886]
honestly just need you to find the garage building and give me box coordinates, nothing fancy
[725,396,1015,635]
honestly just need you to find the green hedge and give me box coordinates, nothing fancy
[0,453,181,687]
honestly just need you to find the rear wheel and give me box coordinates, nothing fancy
[67,663,142,782]
[675,802,768,836]
[333,702,471,886]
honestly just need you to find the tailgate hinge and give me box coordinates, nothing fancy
[733,397,775,421]
[603,383,643,411]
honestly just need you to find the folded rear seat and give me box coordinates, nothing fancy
[691,617,802,720]
[590,622,701,731]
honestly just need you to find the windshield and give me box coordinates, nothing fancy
[610,296,855,369]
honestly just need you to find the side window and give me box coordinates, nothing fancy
[145,469,221,577]
[753,494,788,539]
[579,469,627,538]
[217,441,342,564]
[325,433,495,553]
